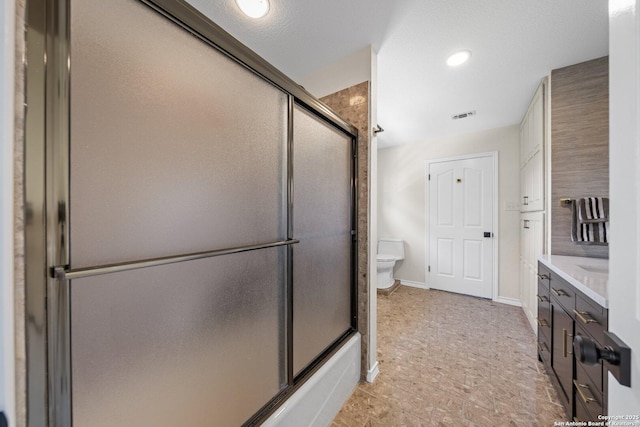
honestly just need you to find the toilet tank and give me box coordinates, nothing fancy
[378,239,405,260]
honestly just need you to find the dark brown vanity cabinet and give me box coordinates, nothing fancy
[537,262,608,421]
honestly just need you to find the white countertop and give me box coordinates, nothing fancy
[538,254,609,308]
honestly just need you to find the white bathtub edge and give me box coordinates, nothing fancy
[262,333,361,427]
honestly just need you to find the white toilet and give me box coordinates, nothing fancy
[376,239,405,289]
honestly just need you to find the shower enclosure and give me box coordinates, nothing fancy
[24,0,358,425]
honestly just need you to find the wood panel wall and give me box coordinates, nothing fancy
[551,56,609,258]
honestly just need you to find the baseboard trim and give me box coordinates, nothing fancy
[377,279,400,296]
[366,361,379,383]
[400,280,429,290]
[495,296,522,307]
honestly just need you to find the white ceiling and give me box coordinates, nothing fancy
[186,0,609,148]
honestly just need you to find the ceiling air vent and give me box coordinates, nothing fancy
[452,110,476,120]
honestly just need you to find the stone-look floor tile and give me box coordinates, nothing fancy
[334,288,564,425]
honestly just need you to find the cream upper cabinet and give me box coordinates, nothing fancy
[519,78,547,333]
[520,80,545,212]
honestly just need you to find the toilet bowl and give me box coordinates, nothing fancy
[376,239,405,289]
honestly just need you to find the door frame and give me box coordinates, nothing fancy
[425,151,499,301]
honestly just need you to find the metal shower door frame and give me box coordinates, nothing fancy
[24,0,359,425]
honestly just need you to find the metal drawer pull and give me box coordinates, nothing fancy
[563,329,574,357]
[573,309,599,325]
[538,342,549,353]
[551,287,569,297]
[573,380,597,405]
[537,319,549,328]
[537,294,549,302]
[537,274,549,280]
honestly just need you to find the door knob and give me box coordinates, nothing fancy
[483,232,492,238]
[574,332,631,387]
[574,334,618,365]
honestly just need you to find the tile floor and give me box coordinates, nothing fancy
[332,286,566,426]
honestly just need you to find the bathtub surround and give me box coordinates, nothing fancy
[378,125,521,302]
[320,81,371,379]
[550,56,609,258]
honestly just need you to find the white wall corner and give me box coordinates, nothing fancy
[366,361,379,383]
[296,46,373,99]
[367,46,379,385]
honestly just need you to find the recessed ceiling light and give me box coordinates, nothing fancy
[447,50,471,67]
[235,0,270,18]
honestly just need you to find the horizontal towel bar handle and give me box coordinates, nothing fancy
[51,239,300,281]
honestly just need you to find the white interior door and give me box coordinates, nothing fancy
[608,0,640,412]
[428,155,494,299]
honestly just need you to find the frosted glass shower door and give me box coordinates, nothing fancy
[70,0,287,268]
[70,249,286,427]
[67,0,288,425]
[292,105,354,375]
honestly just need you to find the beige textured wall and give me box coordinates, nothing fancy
[320,81,370,379]
[378,125,521,301]
[550,57,609,258]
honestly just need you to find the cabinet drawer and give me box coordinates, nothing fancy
[550,272,575,312]
[575,396,599,423]
[537,286,551,338]
[537,263,551,289]
[574,294,608,346]
[537,281,550,300]
[574,363,603,420]
[538,332,551,366]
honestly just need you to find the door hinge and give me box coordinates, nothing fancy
[428,265,431,272]
[428,174,431,181]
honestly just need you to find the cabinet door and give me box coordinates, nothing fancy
[529,213,544,267]
[530,88,544,156]
[552,302,574,407]
[528,149,544,211]
[521,213,544,332]
[527,262,538,331]
[520,257,529,323]
[521,161,531,211]
[519,80,545,213]
[519,214,530,324]
[521,151,544,212]
[520,116,529,167]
